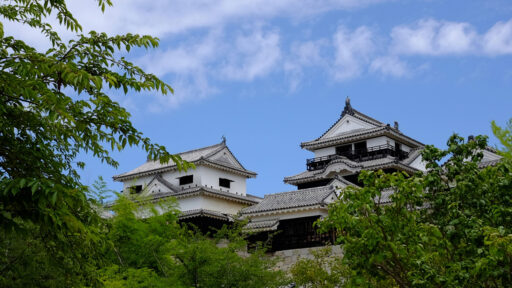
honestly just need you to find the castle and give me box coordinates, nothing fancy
[113,98,501,251]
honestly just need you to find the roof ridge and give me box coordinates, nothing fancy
[305,126,386,146]
[352,108,384,126]
[204,144,249,171]
[178,141,225,157]
[264,185,332,198]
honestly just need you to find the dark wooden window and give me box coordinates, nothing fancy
[395,142,401,152]
[129,185,142,194]
[219,178,232,188]
[179,175,193,185]
[335,144,352,155]
[270,216,336,251]
[354,141,367,152]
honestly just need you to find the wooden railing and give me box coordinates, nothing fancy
[306,143,409,171]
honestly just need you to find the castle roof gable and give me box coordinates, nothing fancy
[113,140,256,181]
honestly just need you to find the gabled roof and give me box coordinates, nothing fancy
[179,209,233,221]
[113,140,257,181]
[241,182,340,215]
[301,98,424,151]
[284,151,423,185]
[314,97,383,140]
[244,219,280,232]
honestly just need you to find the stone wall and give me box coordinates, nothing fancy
[271,245,343,271]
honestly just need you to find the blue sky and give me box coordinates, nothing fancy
[7,0,512,197]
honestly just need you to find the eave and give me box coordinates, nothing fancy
[113,158,257,182]
[301,126,424,151]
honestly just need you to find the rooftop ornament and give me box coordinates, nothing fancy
[341,96,355,117]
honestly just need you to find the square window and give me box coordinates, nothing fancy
[179,175,193,185]
[129,185,142,194]
[219,178,232,188]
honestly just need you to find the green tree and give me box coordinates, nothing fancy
[290,246,348,288]
[0,0,190,286]
[319,134,512,287]
[100,195,287,288]
[492,119,512,158]
[89,176,116,204]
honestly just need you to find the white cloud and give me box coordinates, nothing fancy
[64,0,388,36]
[390,18,512,56]
[136,26,282,109]
[137,30,223,77]
[332,26,375,80]
[221,28,281,81]
[370,56,408,77]
[138,26,282,82]
[3,0,389,51]
[284,40,328,91]
[483,19,512,55]
[147,75,218,112]
[390,19,478,55]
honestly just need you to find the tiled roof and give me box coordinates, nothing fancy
[179,209,232,221]
[301,126,424,151]
[284,153,421,185]
[113,141,257,181]
[241,185,335,215]
[244,219,280,232]
[150,185,260,205]
[478,159,502,168]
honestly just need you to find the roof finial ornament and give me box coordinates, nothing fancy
[342,96,355,117]
[221,135,226,144]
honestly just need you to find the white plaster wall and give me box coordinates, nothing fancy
[200,197,246,215]
[314,146,336,158]
[324,115,374,138]
[195,166,247,196]
[175,197,203,212]
[177,196,246,215]
[409,155,427,171]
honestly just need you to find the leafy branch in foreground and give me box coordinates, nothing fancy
[319,133,512,287]
[0,0,191,286]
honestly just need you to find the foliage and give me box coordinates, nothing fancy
[290,246,348,288]
[100,195,287,288]
[319,134,512,287]
[0,0,195,285]
[492,119,512,158]
[89,176,116,204]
